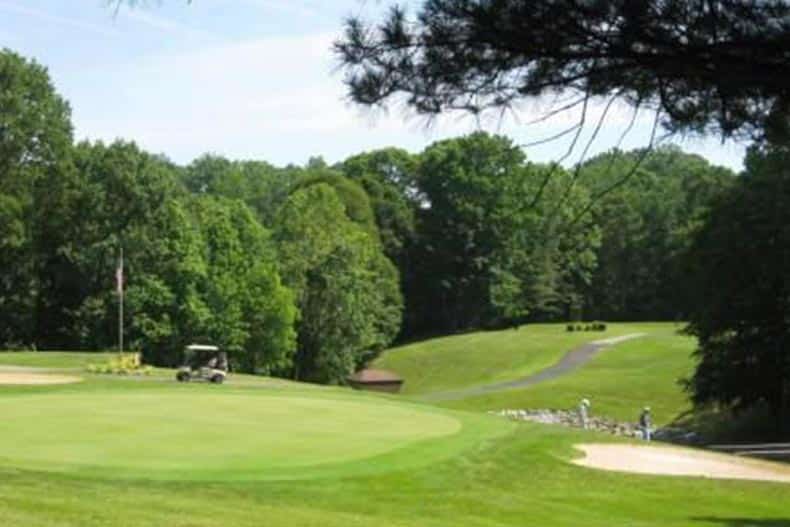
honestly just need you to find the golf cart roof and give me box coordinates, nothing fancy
[186,344,219,352]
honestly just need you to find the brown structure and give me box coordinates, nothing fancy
[348,369,404,394]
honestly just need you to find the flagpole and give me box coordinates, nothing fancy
[119,247,124,355]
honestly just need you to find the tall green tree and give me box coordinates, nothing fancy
[341,148,419,264]
[685,144,790,427]
[189,196,297,373]
[581,146,734,320]
[408,132,599,334]
[0,49,74,348]
[275,184,402,383]
[65,140,184,352]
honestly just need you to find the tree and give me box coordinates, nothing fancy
[685,143,790,427]
[406,132,599,334]
[340,148,419,264]
[581,146,734,320]
[290,168,381,241]
[64,140,184,352]
[188,196,297,374]
[0,49,74,348]
[184,155,294,227]
[274,184,402,383]
[336,1,790,143]
[61,141,297,372]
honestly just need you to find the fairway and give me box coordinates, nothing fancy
[1,343,790,527]
[0,390,470,481]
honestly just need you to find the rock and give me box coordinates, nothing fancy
[492,408,696,445]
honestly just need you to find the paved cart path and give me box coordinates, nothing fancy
[422,333,646,402]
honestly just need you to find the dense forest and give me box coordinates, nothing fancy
[0,48,738,384]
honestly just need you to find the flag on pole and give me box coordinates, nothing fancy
[117,248,124,354]
[116,253,124,295]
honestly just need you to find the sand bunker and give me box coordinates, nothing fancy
[573,443,790,483]
[0,372,82,385]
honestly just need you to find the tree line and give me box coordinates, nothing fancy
[1,48,737,386]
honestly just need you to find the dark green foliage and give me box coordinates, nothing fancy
[404,132,599,334]
[685,144,790,425]
[336,1,790,142]
[566,325,575,332]
[0,45,760,395]
[186,196,297,373]
[340,148,419,264]
[582,146,734,321]
[274,184,402,383]
[53,141,298,372]
[0,49,74,348]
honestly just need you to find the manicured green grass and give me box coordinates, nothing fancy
[0,388,503,481]
[1,334,789,526]
[0,351,116,369]
[0,413,789,526]
[440,325,694,424]
[374,323,668,395]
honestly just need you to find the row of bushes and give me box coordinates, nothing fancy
[566,322,607,332]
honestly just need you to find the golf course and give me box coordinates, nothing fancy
[3,2,790,524]
[1,323,789,526]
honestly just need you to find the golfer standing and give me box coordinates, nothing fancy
[639,407,653,441]
[579,398,591,429]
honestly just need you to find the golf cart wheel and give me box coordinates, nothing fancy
[210,374,224,384]
[176,371,190,382]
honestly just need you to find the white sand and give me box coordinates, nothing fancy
[573,443,790,483]
[0,372,82,385]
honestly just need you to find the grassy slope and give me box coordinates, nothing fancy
[374,323,666,395]
[442,325,694,425]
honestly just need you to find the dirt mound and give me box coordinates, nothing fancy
[573,443,790,483]
[0,372,82,385]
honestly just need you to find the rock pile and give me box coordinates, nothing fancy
[492,409,700,444]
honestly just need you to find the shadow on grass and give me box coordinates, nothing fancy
[692,518,790,527]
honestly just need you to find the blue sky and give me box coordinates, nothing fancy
[1,0,747,170]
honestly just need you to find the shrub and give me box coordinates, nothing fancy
[86,353,152,376]
[566,324,575,332]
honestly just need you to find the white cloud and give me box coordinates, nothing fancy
[65,29,745,170]
[0,0,119,38]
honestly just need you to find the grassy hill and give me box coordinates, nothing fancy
[373,323,665,395]
[440,327,695,425]
[374,322,691,423]
[1,332,789,526]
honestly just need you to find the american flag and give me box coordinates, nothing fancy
[116,254,124,295]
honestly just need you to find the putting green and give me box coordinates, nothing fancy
[0,390,487,481]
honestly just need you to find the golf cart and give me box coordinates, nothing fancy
[176,344,228,384]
